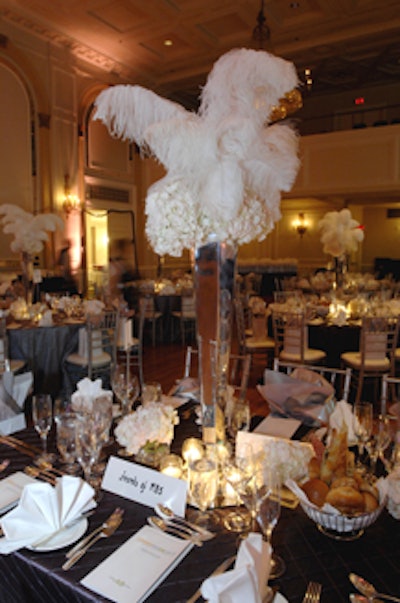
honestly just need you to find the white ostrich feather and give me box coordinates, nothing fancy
[0,205,64,255]
[94,48,301,256]
[318,208,364,257]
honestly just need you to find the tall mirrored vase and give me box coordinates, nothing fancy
[194,239,236,445]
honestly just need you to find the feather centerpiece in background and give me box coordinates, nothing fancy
[318,208,364,258]
[94,48,301,256]
[0,205,64,254]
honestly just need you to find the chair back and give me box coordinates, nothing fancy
[184,346,251,401]
[273,358,352,402]
[181,294,196,317]
[0,318,9,373]
[360,316,399,368]
[87,310,119,380]
[272,310,308,362]
[381,373,400,415]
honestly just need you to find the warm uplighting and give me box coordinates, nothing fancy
[292,212,309,237]
[62,174,81,216]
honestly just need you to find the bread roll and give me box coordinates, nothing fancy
[308,457,321,479]
[325,486,365,515]
[330,476,359,490]
[302,478,329,507]
[362,491,379,513]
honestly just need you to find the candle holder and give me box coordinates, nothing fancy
[159,453,184,479]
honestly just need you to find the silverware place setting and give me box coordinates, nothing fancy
[302,581,322,603]
[349,573,400,603]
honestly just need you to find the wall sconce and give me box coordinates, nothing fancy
[293,212,309,237]
[62,174,81,215]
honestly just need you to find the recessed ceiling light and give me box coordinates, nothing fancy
[164,39,173,47]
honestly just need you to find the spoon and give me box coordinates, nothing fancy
[147,516,203,547]
[155,503,215,539]
[349,573,400,603]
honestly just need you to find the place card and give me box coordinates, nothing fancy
[81,525,193,603]
[101,456,188,516]
[254,415,301,439]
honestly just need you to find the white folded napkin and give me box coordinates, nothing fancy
[328,400,357,446]
[38,309,53,327]
[200,533,271,603]
[0,476,96,554]
[0,371,33,434]
[71,377,113,413]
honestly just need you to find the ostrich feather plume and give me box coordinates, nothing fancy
[318,208,364,257]
[0,204,64,255]
[94,48,300,256]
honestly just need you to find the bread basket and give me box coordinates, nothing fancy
[299,495,386,540]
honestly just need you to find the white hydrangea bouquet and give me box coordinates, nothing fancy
[94,48,301,257]
[115,402,179,455]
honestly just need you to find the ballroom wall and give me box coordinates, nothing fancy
[1,15,400,285]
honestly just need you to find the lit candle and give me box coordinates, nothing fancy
[159,454,184,479]
[181,438,204,464]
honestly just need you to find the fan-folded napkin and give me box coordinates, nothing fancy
[71,377,113,413]
[0,371,33,434]
[328,399,357,446]
[200,533,271,603]
[0,476,96,554]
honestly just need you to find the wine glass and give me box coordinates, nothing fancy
[55,412,79,474]
[366,414,392,475]
[32,394,55,463]
[75,413,106,495]
[188,457,218,528]
[353,401,373,469]
[256,463,286,579]
[226,399,250,444]
[232,443,260,533]
[112,364,140,417]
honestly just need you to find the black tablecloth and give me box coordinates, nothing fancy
[7,323,81,396]
[0,411,399,603]
[308,323,360,368]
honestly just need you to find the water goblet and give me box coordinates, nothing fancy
[222,459,252,532]
[353,401,373,469]
[112,365,140,417]
[188,457,218,528]
[55,412,79,474]
[366,414,392,475]
[75,413,105,496]
[32,394,56,463]
[256,465,286,579]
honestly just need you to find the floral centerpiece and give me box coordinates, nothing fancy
[115,402,179,466]
[317,208,364,289]
[0,205,63,302]
[94,48,301,257]
[94,48,302,444]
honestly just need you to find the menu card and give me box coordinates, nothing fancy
[81,525,193,603]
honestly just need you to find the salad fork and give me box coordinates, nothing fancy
[302,581,322,603]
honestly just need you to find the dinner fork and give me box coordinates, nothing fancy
[302,581,322,603]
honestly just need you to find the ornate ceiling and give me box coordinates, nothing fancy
[1,0,400,109]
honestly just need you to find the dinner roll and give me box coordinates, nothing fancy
[325,486,365,515]
[308,457,321,479]
[302,478,329,507]
[330,476,359,490]
[362,491,379,513]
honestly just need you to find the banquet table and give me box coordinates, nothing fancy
[0,406,399,603]
[7,321,82,396]
[308,321,360,368]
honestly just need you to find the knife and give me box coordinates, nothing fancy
[186,555,236,603]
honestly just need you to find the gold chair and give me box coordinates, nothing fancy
[171,293,196,345]
[116,315,144,388]
[271,309,326,366]
[234,298,275,369]
[64,309,119,392]
[273,358,352,402]
[341,315,399,405]
[138,295,163,346]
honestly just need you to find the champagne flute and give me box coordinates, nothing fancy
[222,458,252,532]
[366,414,392,475]
[75,413,105,496]
[353,401,373,469]
[256,463,286,579]
[112,364,140,417]
[32,394,55,463]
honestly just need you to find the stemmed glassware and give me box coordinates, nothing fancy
[366,414,392,475]
[188,456,218,528]
[222,458,252,532]
[32,394,56,463]
[256,462,286,579]
[55,412,79,474]
[111,364,140,418]
[75,413,107,496]
[353,401,373,469]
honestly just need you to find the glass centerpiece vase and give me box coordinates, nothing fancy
[195,238,236,445]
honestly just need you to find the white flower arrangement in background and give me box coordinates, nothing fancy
[94,48,301,257]
[0,204,63,255]
[114,402,179,455]
[318,208,364,258]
